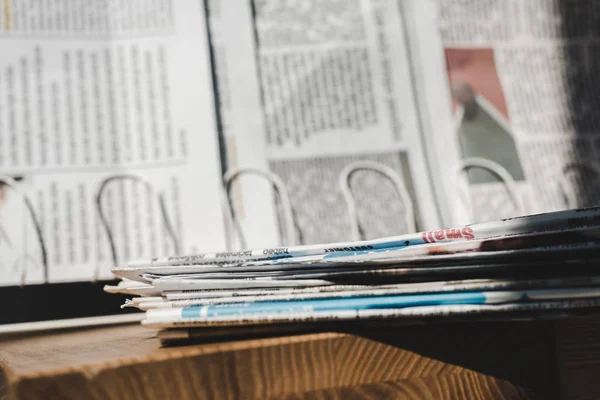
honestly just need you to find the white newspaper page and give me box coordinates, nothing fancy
[0,0,226,286]
[211,0,442,249]
[432,0,600,224]
[207,0,280,250]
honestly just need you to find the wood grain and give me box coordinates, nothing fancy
[556,316,600,399]
[0,318,563,399]
[278,371,531,400]
[1,326,343,399]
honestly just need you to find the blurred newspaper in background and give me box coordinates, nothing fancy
[0,0,226,286]
[2,0,600,287]
[209,0,445,250]
[210,0,600,250]
[439,0,600,223]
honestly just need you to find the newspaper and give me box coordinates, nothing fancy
[136,276,600,310]
[117,243,600,288]
[113,213,600,289]
[142,298,600,329]
[208,0,442,249]
[0,1,226,286]
[105,209,600,331]
[210,0,600,249]
[124,205,600,267]
[436,0,600,223]
[112,207,600,282]
[162,274,600,301]
[3,1,599,292]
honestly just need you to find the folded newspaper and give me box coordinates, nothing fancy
[106,207,600,341]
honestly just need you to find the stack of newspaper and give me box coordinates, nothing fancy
[106,207,600,341]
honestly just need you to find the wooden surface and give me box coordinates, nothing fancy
[556,317,600,399]
[0,317,597,399]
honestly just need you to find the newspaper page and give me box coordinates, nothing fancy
[209,0,442,249]
[0,0,226,286]
[206,0,280,250]
[435,0,600,224]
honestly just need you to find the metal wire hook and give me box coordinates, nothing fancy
[339,161,416,241]
[456,157,523,223]
[96,174,180,280]
[222,168,297,250]
[558,161,600,209]
[0,175,47,285]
